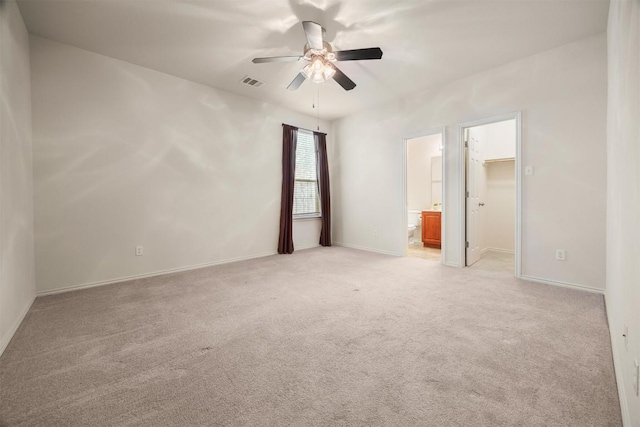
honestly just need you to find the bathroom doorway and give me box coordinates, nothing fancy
[459,113,521,275]
[404,129,444,263]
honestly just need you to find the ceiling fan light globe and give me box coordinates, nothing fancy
[311,72,325,83]
[312,58,324,71]
[323,66,336,80]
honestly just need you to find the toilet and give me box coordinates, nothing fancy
[408,211,422,244]
[408,224,417,243]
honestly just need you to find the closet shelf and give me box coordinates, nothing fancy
[483,157,515,165]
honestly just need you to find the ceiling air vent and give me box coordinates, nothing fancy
[240,75,265,88]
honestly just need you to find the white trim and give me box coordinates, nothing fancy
[442,128,448,267]
[458,124,465,268]
[481,247,515,255]
[0,296,36,357]
[295,244,321,251]
[402,127,446,265]
[402,135,409,257]
[515,112,522,278]
[333,242,401,257]
[293,215,321,221]
[519,275,604,294]
[605,293,631,426]
[37,251,278,297]
[457,112,522,277]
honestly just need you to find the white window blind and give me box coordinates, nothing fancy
[294,130,320,216]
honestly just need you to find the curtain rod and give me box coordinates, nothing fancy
[282,123,327,136]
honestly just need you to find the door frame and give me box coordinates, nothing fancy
[402,127,446,264]
[457,112,522,277]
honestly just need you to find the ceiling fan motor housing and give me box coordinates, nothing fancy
[303,42,337,63]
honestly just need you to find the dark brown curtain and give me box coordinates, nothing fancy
[315,132,331,247]
[278,124,298,254]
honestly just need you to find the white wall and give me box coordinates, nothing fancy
[407,134,441,211]
[606,1,640,425]
[484,162,515,252]
[478,119,516,161]
[331,33,607,290]
[31,36,330,294]
[469,120,516,254]
[0,0,35,354]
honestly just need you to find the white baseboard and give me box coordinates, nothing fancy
[333,242,401,257]
[519,275,604,294]
[481,247,515,255]
[295,244,321,251]
[605,293,631,426]
[37,251,279,297]
[0,295,36,358]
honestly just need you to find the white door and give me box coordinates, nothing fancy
[466,132,482,266]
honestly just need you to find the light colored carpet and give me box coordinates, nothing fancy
[0,247,621,426]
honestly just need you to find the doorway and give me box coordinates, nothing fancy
[459,113,521,275]
[404,130,445,263]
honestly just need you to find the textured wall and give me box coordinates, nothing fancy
[31,36,329,294]
[606,0,640,425]
[470,120,516,253]
[484,162,515,253]
[407,134,441,212]
[0,0,35,354]
[474,119,516,161]
[331,34,607,290]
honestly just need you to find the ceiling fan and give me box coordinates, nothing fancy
[252,21,383,91]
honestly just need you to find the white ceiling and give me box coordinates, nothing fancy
[17,0,609,121]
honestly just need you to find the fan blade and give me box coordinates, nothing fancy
[302,21,324,50]
[287,72,307,90]
[335,47,383,61]
[252,56,302,63]
[331,66,356,91]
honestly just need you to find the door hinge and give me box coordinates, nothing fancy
[466,241,469,248]
[466,191,469,198]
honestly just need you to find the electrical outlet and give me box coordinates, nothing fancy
[135,246,143,256]
[634,359,639,396]
[555,249,566,261]
[373,229,378,238]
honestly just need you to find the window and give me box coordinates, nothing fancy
[293,130,320,217]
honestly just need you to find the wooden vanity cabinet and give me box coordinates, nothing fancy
[422,211,441,248]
